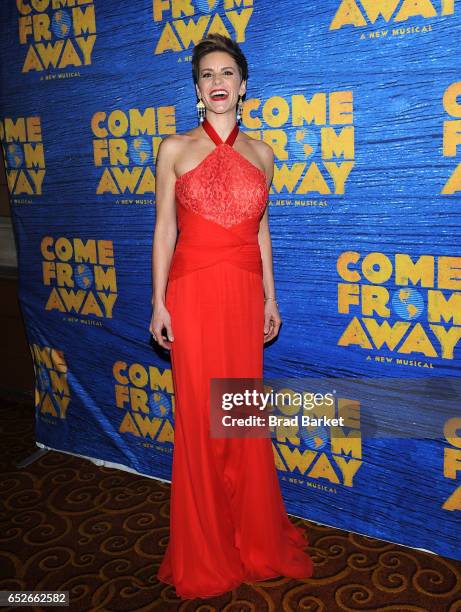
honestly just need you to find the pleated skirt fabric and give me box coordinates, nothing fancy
[157,260,314,599]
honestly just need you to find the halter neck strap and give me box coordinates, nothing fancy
[202,117,239,147]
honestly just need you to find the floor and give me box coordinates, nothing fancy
[1,392,460,611]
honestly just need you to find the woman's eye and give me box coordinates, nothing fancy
[201,71,233,78]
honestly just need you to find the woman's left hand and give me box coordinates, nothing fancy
[263,300,281,343]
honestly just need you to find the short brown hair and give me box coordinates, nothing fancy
[191,33,248,88]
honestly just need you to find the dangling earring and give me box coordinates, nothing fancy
[236,95,244,124]
[196,97,206,124]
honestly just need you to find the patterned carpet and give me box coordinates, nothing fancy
[1,392,460,612]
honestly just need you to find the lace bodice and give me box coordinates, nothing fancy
[168,120,267,281]
[175,142,268,229]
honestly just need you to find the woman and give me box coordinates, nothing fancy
[150,33,314,600]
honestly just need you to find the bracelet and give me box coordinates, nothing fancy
[264,296,278,305]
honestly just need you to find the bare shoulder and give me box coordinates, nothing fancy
[247,137,274,180]
[157,133,184,157]
[158,129,201,169]
[255,139,274,165]
[157,133,179,163]
[258,140,274,171]
[242,134,273,162]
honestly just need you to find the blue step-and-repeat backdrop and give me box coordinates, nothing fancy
[0,1,460,560]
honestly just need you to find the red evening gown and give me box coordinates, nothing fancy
[156,117,314,599]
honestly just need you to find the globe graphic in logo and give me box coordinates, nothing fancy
[7,144,23,168]
[300,426,328,450]
[295,129,319,159]
[37,365,51,391]
[74,264,94,290]
[52,10,71,39]
[149,391,172,418]
[389,97,408,114]
[195,0,212,12]
[392,288,424,321]
[129,138,151,165]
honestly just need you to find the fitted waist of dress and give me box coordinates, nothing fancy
[169,240,262,281]
[168,207,263,281]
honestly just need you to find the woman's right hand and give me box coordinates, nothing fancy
[150,304,174,350]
